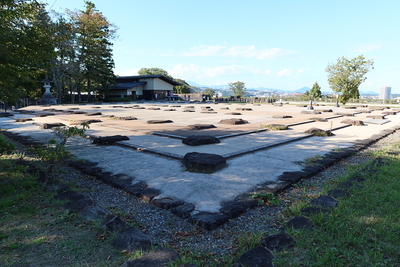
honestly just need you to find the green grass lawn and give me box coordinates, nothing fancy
[274,145,400,266]
[0,135,130,267]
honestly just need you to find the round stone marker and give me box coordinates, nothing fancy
[182,135,220,146]
[183,152,226,173]
[147,120,173,124]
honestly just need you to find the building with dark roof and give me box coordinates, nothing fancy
[98,75,181,100]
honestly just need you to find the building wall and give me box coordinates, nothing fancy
[129,85,144,96]
[379,86,391,99]
[153,78,174,91]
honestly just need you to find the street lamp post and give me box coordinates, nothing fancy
[308,94,314,110]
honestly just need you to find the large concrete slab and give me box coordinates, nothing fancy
[2,102,400,213]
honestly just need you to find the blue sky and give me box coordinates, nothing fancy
[44,0,399,93]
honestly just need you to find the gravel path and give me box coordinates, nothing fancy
[58,129,400,261]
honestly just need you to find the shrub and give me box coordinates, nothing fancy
[0,134,16,154]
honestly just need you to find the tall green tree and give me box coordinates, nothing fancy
[69,1,117,102]
[310,82,322,98]
[202,88,215,98]
[0,0,55,103]
[49,13,78,103]
[228,81,246,97]
[173,78,190,94]
[138,67,173,79]
[326,55,374,104]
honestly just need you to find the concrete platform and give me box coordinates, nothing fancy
[2,102,400,214]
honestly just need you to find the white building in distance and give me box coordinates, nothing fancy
[379,86,391,99]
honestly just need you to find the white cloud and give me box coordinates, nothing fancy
[223,45,295,59]
[355,43,382,52]
[169,63,265,79]
[184,45,226,57]
[264,69,272,76]
[277,69,292,77]
[184,45,295,59]
[277,68,307,77]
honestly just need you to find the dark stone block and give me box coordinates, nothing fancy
[302,166,324,177]
[171,203,195,219]
[62,198,94,213]
[286,216,313,230]
[252,182,292,195]
[182,135,220,146]
[301,111,321,114]
[92,135,130,145]
[235,195,259,209]
[314,158,337,167]
[327,189,351,198]
[189,212,229,230]
[382,111,396,115]
[70,119,102,125]
[310,195,338,208]
[151,198,184,210]
[125,181,148,196]
[272,115,292,118]
[341,119,365,126]
[68,159,97,169]
[111,226,153,252]
[80,204,110,221]
[235,246,274,267]
[220,201,247,218]
[261,233,295,251]
[305,127,334,136]
[310,117,328,122]
[235,108,253,111]
[337,181,363,190]
[139,188,161,202]
[278,171,305,183]
[147,120,173,124]
[300,207,331,216]
[120,247,180,267]
[347,174,366,182]
[187,124,216,130]
[40,123,66,129]
[54,191,86,201]
[225,112,242,115]
[15,110,34,114]
[79,166,103,176]
[100,215,128,232]
[183,152,227,173]
[35,113,55,117]
[85,112,102,116]
[15,118,33,122]
[367,115,386,119]
[116,116,137,120]
[219,118,249,125]
[108,174,135,190]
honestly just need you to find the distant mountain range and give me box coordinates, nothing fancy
[187,81,378,95]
